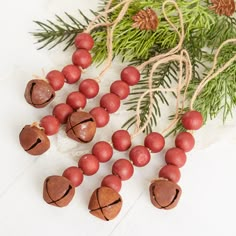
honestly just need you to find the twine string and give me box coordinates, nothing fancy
[85,0,131,33]
[132,1,236,138]
[137,0,185,72]
[131,53,192,138]
[132,0,191,138]
[83,0,133,83]
[161,50,192,136]
[96,0,133,82]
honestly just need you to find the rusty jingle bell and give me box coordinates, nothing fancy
[66,111,96,143]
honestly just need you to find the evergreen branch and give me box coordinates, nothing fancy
[31,0,231,64]
[64,12,85,28]
[31,0,216,59]
[31,0,236,136]
[169,43,236,135]
[122,61,179,134]
[32,11,92,50]
[193,44,236,121]
[206,16,236,50]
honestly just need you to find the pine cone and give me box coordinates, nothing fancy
[209,0,235,16]
[132,8,159,31]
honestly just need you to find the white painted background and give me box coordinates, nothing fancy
[0,1,236,235]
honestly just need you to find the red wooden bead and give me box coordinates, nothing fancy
[78,154,99,176]
[129,145,151,167]
[165,147,187,168]
[120,66,140,86]
[74,33,94,50]
[144,132,165,153]
[110,80,130,100]
[46,70,65,91]
[92,141,113,163]
[79,79,99,98]
[66,91,87,110]
[101,174,122,192]
[159,164,181,183]
[175,132,195,152]
[72,49,92,69]
[112,159,134,181]
[181,110,203,130]
[62,166,84,187]
[52,103,73,124]
[89,107,110,127]
[112,130,131,151]
[40,115,60,136]
[100,93,120,113]
[62,64,81,84]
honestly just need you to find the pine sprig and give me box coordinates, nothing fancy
[169,43,236,135]
[191,44,236,122]
[32,10,93,50]
[205,16,236,49]
[31,0,236,135]
[122,61,179,134]
[32,1,216,61]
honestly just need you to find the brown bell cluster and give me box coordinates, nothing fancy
[132,8,159,31]
[209,0,235,16]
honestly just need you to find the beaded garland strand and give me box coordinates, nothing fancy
[23,0,132,109]
[24,34,93,109]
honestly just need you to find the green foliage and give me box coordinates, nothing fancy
[31,0,236,135]
[205,16,236,49]
[32,0,216,61]
[122,61,179,134]
[32,10,94,50]
[169,43,236,135]
[191,44,236,122]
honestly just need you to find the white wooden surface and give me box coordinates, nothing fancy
[1,1,236,235]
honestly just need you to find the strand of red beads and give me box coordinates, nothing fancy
[149,110,203,210]
[86,110,203,221]
[42,67,141,208]
[19,32,140,156]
